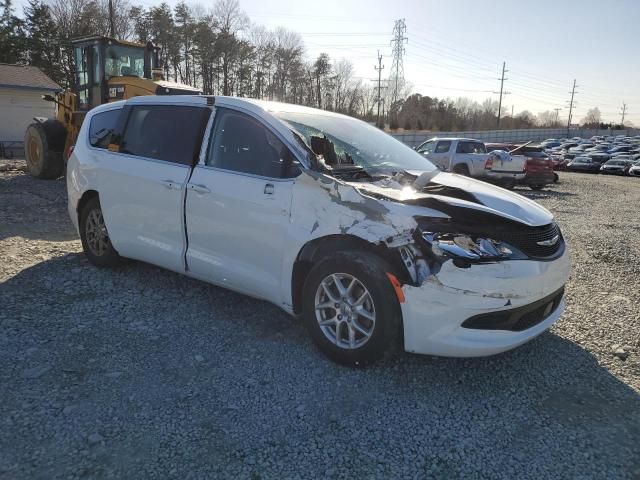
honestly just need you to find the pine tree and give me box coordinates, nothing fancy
[0,0,27,64]
[24,0,63,84]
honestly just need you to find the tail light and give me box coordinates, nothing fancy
[66,145,75,158]
[524,159,530,171]
[484,157,493,169]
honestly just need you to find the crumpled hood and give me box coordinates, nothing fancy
[350,171,554,227]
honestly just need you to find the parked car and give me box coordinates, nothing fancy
[600,159,632,175]
[485,143,556,189]
[608,145,633,156]
[628,160,640,177]
[566,156,601,173]
[549,154,568,171]
[584,151,610,163]
[540,140,561,149]
[66,96,570,366]
[415,137,488,176]
[564,144,594,160]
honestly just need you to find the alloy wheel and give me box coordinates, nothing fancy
[85,209,109,256]
[314,273,376,349]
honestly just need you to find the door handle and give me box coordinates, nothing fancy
[189,183,211,194]
[160,179,181,190]
[264,183,274,195]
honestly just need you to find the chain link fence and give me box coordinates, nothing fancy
[391,128,640,148]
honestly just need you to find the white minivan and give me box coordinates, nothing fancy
[67,96,570,366]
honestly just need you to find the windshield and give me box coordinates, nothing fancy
[105,44,145,78]
[575,158,590,163]
[273,111,437,175]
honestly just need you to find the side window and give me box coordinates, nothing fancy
[120,105,210,165]
[207,109,300,178]
[435,141,451,153]
[456,141,470,154]
[473,142,486,153]
[416,141,434,154]
[89,109,122,149]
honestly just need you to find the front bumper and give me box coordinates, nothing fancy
[400,247,570,357]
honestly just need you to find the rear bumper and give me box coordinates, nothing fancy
[521,171,555,185]
[400,247,571,357]
[484,170,526,181]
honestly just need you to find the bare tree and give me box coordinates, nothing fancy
[582,107,601,127]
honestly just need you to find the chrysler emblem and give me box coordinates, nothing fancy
[537,235,559,246]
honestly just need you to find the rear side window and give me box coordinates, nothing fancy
[119,105,211,165]
[206,109,300,178]
[435,141,451,153]
[89,109,121,149]
[456,141,486,154]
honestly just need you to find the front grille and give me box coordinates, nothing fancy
[502,223,563,259]
[462,287,564,332]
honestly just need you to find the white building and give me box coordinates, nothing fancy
[0,64,61,149]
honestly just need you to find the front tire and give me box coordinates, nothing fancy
[24,120,66,179]
[302,251,402,367]
[79,197,123,268]
[530,184,545,191]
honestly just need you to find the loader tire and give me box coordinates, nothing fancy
[24,120,66,179]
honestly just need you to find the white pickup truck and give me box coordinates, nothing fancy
[415,137,527,188]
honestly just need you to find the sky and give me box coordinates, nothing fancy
[15,0,640,124]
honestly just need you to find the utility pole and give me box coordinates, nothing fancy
[375,51,385,127]
[388,19,408,126]
[511,105,514,118]
[553,107,561,125]
[566,79,578,137]
[108,0,115,37]
[620,102,627,127]
[495,62,509,128]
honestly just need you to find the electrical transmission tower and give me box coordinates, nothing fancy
[566,79,578,137]
[388,19,407,124]
[375,51,385,127]
[620,102,628,126]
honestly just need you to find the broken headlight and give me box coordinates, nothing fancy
[423,232,522,262]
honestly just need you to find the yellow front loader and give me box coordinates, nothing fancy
[24,36,200,179]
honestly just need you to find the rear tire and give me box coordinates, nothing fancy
[452,164,470,176]
[530,184,545,191]
[24,120,66,179]
[301,251,402,367]
[79,197,123,268]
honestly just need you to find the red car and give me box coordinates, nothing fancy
[485,143,557,189]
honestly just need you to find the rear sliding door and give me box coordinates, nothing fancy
[95,104,210,273]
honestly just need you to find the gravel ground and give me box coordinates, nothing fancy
[1,161,639,479]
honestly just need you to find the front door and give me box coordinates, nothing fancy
[96,103,211,273]
[185,108,300,302]
[428,140,452,170]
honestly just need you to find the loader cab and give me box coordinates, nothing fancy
[72,36,159,111]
